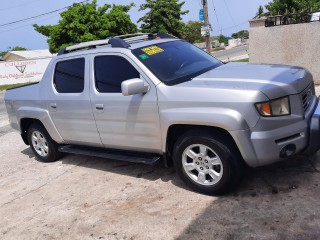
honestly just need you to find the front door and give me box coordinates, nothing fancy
[90,53,162,152]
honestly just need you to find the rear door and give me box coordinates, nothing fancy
[46,56,102,146]
[89,53,162,152]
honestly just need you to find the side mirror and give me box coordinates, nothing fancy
[121,78,149,96]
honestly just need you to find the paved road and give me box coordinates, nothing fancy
[0,91,12,137]
[212,45,249,61]
[0,92,6,123]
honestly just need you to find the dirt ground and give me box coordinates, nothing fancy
[0,88,320,240]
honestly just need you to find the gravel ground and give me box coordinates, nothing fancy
[0,87,320,240]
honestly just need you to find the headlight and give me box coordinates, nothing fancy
[255,96,290,117]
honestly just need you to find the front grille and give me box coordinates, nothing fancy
[301,86,313,112]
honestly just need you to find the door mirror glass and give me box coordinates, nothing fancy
[121,78,149,96]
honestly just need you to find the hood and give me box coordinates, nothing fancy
[181,62,312,99]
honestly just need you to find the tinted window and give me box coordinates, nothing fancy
[54,58,85,93]
[132,41,222,86]
[94,56,140,93]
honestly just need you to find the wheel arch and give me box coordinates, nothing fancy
[165,124,244,167]
[20,118,44,145]
[16,106,64,144]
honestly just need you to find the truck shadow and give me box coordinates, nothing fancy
[21,147,320,196]
[176,153,320,240]
[20,146,188,190]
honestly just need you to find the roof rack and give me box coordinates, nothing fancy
[57,38,129,55]
[57,33,178,56]
[66,39,110,51]
[117,33,153,43]
[116,33,151,39]
[115,33,177,43]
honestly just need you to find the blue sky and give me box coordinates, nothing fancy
[0,0,270,51]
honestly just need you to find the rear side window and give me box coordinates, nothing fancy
[94,56,140,93]
[54,58,85,93]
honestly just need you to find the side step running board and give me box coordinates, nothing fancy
[58,145,162,165]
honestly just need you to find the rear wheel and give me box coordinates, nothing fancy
[28,123,61,162]
[173,131,242,195]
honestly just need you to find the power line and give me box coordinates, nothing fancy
[0,0,89,28]
[221,0,249,62]
[222,0,239,32]
[0,0,42,11]
[211,0,222,34]
[211,21,248,34]
[0,14,61,34]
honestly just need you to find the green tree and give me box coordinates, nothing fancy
[33,0,137,53]
[265,0,298,15]
[107,4,138,35]
[262,0,320,16]
[138,0,189,38]
[256,5,264,18]
[231,30,249,39]
[182,21,205,43]
[218,34,229,44]
[0,46,28,58]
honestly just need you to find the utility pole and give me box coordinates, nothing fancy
[203,0,212,54]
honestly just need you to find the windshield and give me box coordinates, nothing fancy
[132,40,222,85]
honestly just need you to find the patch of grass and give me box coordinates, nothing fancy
[0,82,37,91]
[211,47,225,52]
[233,58,249,62]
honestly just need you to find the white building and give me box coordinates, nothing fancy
[227,38,242,49]
[0,49,54,85]
[227,38,249,50]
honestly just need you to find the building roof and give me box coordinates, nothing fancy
[3,49,54,61]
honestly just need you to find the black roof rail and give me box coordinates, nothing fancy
[156,33,178,39]
[109,38,131,48]
[57,48,67,56]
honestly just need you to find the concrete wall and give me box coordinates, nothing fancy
[249,19,320,84]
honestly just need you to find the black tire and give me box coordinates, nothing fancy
[27,123,61,163]
[173,130,243,195]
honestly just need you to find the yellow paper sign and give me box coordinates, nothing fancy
[141,46,164,56]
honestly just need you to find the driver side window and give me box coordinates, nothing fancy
[94,55,140,93]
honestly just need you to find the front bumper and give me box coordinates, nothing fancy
[302,98,320,155]
[231,98,320,167]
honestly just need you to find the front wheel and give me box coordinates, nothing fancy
[173,131,242,195]
[28,123,61,163]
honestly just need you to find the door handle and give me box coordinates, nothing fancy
[50,103,57,109]
[95,104,104,110]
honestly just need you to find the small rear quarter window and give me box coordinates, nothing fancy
[54,58,85,93]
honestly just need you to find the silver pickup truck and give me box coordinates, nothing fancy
[4,33,320,195]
